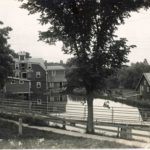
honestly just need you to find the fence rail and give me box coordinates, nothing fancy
[0,98,150,124]
[0,98,150,142]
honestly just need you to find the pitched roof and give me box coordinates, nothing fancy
[47,65,65,71]
[29,58,46,70]
[136,73,150,90]
[143,73,150,85]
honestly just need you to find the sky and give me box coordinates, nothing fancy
[0,0,150,64]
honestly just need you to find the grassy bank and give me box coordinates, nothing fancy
[95,95,150,108]
[0,119,136,149]
[68,90,150,108]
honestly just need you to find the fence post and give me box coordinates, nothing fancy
[84,105,86,120]
[117,126,120,137]
[62,120,66,129]
[112,107,114,123]
[47,97,49,114]
[120,125,132,140]
[139,109,141,123]
[29,101,32,112]
[149,125,150,143]
[18,118,23,136]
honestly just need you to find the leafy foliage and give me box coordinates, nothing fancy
[19,0,150,133]
[118,62,150,89]
[18,0,150,93]
[105,73,120,89]
[26,52,32,58]
[0,21,14,89]
[105,61,150,89]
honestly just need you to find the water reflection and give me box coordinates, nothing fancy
[65,95,144,124]
[47,94,149,124]
[48,94,67,113]
[68,94,133,108]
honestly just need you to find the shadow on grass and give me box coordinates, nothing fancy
[0,118,138,149]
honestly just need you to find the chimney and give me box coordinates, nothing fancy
[60,60,63,65]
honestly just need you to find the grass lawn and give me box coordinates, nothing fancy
[0,119,136,149]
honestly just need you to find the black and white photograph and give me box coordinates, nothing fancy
[0,0,150,148]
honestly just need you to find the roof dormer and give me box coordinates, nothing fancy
[18,51,26,61]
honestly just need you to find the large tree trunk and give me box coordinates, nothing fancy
[86,93,94,133]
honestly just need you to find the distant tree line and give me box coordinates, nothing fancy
[106,60,150,90]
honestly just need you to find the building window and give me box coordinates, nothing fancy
[36,72,41,78]
[147,87,149,93]
[140,85,144,94]
[142,86,144,91]
[37,99,42,105]
[36,82,41,88]
[54,82,60,88]
[54,96,59,102]
[52,70,56,77]
[15,63,19,70]
[11,80,16,84]
[19,80,24,84]
[49,82,54,88]
[21,63,26,70]
[60,82,63,88]
[21,72,27,78]
[28,63,32,70]
[144,80,147,85]
[20,55,25,61]
[15,72,20,78]
[60,95,63,102]
[50,97,54,102]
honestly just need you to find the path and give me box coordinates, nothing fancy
[0,117,149,148]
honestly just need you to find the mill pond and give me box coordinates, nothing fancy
[47,95,149,142]
[58,95,144,124]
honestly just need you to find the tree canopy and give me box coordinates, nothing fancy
[19,0,150,133]
[105,61,150,89]
[118,61,150,89]
[0,21,14,89]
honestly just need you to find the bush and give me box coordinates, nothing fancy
[0,113,49,127]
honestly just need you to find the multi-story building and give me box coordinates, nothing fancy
[6,52,47,106]
[45,65,67,112]
[47,65,66,88]
[4,51,67,113]
[46,65,67,98]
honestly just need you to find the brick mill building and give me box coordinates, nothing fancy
[3,51,67,112]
